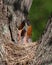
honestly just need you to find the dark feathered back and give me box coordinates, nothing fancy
[18,21,25,30]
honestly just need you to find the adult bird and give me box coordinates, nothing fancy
[17,19,32,43]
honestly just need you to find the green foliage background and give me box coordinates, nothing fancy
[28,0,52,41]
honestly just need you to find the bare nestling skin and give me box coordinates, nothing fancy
[17,29,27,44]
[17,29,22,43]
[23,32,28,43]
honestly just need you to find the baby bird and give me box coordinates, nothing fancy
[17,21,25,43]
[17,19,32,43]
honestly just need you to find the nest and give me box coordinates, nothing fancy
[0,41,38,65]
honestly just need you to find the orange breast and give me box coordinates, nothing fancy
[27,25,32,37]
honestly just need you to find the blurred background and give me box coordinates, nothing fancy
[28,0,52,41]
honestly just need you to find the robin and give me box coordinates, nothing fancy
[21,19,32,43]
[25,19,32,42]
[17,19,32,43]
